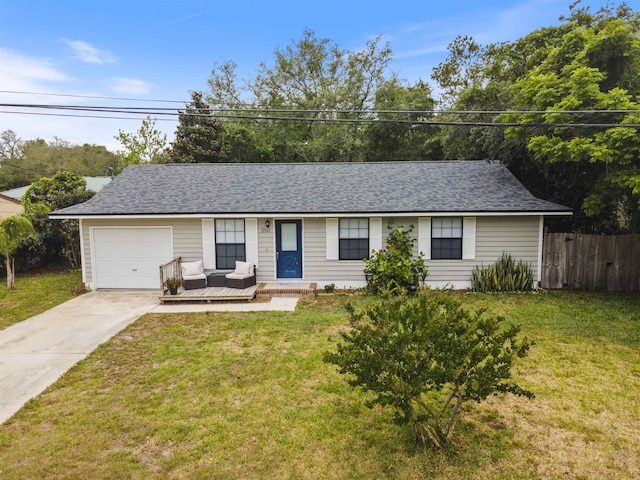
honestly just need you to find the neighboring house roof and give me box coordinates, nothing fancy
[1,176,112,200]
[50,161,571,217]
[0,193,24,219]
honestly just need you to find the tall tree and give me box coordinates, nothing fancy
[432,1,640,233]
[506,3,640,233]
[205,30,437,162]
[168,92,228,163]
[0,129,24,162]
[365,80,442,161]
[115,116,168,171]
[0,135,117,190]
[0,215,35,289]
[22,171,94,267]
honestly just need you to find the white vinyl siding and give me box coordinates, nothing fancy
[79,214,542,289]
[257,218,274,281]
[426,215,541,285]
[307,218,367,284]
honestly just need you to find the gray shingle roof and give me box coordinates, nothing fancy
[50,161,571,216]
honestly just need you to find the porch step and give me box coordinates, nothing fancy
[256,282,317,297]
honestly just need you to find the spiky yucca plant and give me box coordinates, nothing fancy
[471,253,534,292]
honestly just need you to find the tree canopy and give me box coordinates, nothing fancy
[431,2,640,233]
[0,131,117,190]
[204,29,440,163]
[168,92,228,163]
[22,171,94,268]
[115,116,168,171]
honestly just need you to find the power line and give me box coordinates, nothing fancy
[2,108,638,128]
[1,91,639,115]
[2,101,639,128]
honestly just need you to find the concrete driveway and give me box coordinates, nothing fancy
[0,291,158,424]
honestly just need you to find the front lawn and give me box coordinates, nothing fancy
[0,268,84,330]
[0,291,638,479]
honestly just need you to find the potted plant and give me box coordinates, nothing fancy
[164,277,183,295]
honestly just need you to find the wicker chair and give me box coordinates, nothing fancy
[181,260,207,290]
[225,261,256,289]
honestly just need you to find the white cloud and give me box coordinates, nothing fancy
[0,47,73,91]
[62,39,117,64]
[109,77,152,95]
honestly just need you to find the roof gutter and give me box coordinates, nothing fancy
[49,210,573,220]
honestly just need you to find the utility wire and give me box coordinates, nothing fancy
[1,91,639,115]
[2,101,640,128]
[2,108,638,128]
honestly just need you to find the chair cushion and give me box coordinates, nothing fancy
[225,272,253,280]
[233,261,253,275]
[182,260,204,277]
[183,272,207,281]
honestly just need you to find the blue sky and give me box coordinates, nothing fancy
[0,0,613,152]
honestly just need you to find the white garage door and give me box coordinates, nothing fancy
[92,227,173,289]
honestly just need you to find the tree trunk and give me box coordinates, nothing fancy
[6,255,14,290]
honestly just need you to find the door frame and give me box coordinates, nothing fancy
[274,219,303,279]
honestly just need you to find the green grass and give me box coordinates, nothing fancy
[0,268,85,330]
[0,291,638,479]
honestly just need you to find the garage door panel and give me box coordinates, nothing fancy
[93,227,173,289]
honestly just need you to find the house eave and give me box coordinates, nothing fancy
[49,210,573,220]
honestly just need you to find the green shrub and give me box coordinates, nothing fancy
[471,253,534,293]
[324,291,534,449]
[364,225,428,296]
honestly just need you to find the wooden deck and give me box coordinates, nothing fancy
[159,282,317,304]
[159,285,258,304]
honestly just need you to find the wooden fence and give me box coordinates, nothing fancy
[541,233,640,291]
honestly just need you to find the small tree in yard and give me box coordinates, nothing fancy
[364,224,427,296]
[0,215,35,289]
[324,292,534,449]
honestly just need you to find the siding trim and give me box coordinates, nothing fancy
[245,218,259,267]
[418,217,431,260]
[537,215,543,283]
[79,218,87,285]
[326,218,338,260]
[202,219,215,269]
[462,217,476,260]
[370,217,382,252]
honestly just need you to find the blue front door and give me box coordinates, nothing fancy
[276,220,302,278]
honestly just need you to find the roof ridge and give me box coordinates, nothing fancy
[140,160,495,167]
